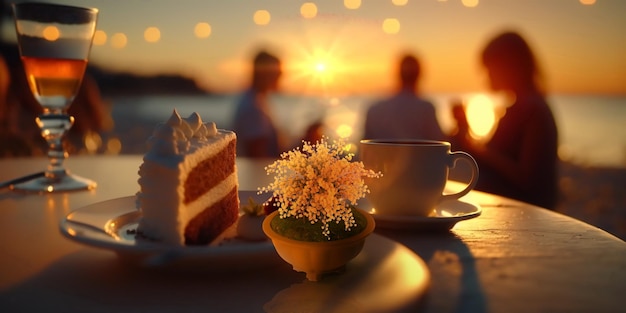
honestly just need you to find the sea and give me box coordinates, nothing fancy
[109,93,626,169]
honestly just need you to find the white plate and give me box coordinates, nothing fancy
[60,190,280,270]
[362,198,482,231]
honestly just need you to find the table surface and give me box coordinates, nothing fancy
[1,155,624,313]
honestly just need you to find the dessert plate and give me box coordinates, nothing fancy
[60,190,280,270]
[362,198,482,231]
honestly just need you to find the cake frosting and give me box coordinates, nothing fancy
[136,109,239,246]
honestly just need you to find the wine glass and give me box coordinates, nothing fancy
[12,2,98,193]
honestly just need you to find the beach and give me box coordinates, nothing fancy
[101,94,626,240]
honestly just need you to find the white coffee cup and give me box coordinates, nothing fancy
[360,139,479,216]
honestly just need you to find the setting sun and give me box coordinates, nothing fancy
[83,0,626,96]
[287,48,350,95]
[269,9,400,96]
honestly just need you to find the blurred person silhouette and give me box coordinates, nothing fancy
[363,53,445,141]
[0,52,35,157]
[66,73,114,153]
[233,50,283,158]
[233,50,325,158]
[451,31,558,209]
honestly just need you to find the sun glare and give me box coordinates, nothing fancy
[465,94,496,139]
[288,48,348,95]
[264,7,399,95]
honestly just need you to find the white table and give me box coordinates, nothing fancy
[1,156,624,312]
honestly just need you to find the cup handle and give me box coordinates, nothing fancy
[441,151,479,202]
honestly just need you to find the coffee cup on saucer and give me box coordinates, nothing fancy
[359,139,479,217]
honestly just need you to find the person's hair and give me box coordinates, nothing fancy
[252,50,281,90]
[481,31,543,92]
[398,54,420,87]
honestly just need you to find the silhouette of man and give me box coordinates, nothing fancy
[363,53,444,141]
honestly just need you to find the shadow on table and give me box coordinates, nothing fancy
[375,228,488,313]
[0,189,42,201]
[264,234,427,313]
[0,249,295,312]
[0,236,427,313]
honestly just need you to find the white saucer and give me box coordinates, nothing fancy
[362,198,482,231]
[60,191,280,270]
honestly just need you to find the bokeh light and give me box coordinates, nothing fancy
[462,0,479,8]
[106,137,122,155]
[382,18,400,34]
[43,26,60,41]
[194,22,212,38]
[301,3,318,19]
[392,0,408,6]
[111,33,127,49]
[580,0,596,5]
[144,27,161,43]
[83,131,102,154]
[254,10,271,25]
[335,124,353,138]
[93,30,107,45]
[344,0,361,10]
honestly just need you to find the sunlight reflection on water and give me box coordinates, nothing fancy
[109,93,626,168]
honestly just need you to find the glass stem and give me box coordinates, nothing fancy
[36,112,74,180]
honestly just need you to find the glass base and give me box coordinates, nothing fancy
[11,173,97,193]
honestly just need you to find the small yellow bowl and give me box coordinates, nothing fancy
[263,209,375,281]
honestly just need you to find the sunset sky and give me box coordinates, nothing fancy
[5,0,625,96]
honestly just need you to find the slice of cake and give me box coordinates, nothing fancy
[135,109,239,246]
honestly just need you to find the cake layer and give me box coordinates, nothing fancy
[184,186,239,245]
[137,171,238,245]
[184,139,236,204]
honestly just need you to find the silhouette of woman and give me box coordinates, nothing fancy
[452,31,558,209]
